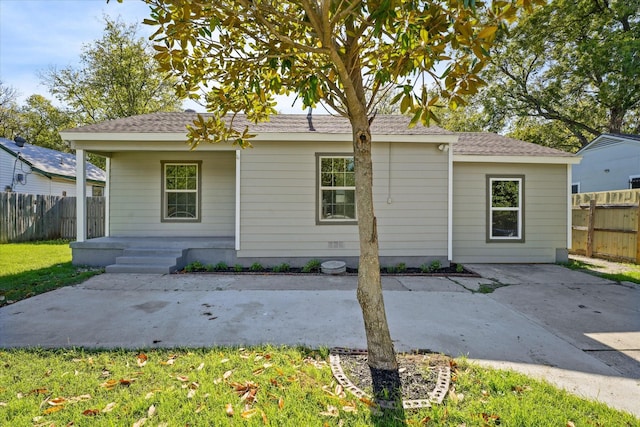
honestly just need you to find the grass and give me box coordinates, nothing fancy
[0,240,103,306]
[0,347,636,426]
[563,259,640,285]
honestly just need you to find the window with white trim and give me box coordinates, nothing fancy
[318,155,356,223]
[487,176,524,242]
[162,161,201,222]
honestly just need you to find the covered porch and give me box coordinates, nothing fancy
[70,236,236,273]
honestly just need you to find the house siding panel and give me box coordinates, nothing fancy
[452,162,568,263]
[237,141,449,259]
[109,151,235,236]
[572,140,640,192]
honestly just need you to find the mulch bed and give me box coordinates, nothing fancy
[330,348,452,409]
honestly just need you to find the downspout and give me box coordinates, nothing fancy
[235,150,241,251]
[567,163,572,250]
[447,143,453,262]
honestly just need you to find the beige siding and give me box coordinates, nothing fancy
[109,151,235,236]
[238,141,449,258]
[452,162,568,263]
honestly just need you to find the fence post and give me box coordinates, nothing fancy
[586,199,596,258]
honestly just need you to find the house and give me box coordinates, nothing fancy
[0,137,106,196]
[572,133,640,193]
[60,113,579,273]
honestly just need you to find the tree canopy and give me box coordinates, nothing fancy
[142,0,542,393]
[478,0,640,150]
[42,16,181,124]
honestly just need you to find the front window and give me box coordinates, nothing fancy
[162,161,201,222]
[318,155,356,224]
[487,176,524,242]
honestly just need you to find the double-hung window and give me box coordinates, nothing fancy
[487,175,524,242]
[317,154,356,224]
[162,161,201,222]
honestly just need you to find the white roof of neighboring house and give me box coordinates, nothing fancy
[0,137,106,184]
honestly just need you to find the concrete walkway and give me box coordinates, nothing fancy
[0,264,638,417]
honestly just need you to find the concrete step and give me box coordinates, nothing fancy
[105,247,186,274]
[115,256,180,265]
[122,248,184,258]
[106,263,177,274]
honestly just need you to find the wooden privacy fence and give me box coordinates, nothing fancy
[0,193,105,243]
[571,190,640,263]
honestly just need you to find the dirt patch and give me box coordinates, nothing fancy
[330,349,451,408]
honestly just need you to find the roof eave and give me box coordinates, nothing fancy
[453,154,581,164]
[61,131,458,148]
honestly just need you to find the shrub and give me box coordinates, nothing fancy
[184,261,207,272]
[302,259,322,273]
[233,264,244,272]
[456,263,464,273]
[249,262,264,272]
[214,262,228,271]
[385,265,396,274]
[395,262,407,273]
[419,260,442,273]
[272,263,290,273]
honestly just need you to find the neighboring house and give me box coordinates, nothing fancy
[60,113,579,272]
[572,133,640,193]
[0,137,106,197]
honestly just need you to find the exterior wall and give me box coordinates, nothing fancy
[1,150,95,196]
[108,151,235,236]
[572,142,640,192]
[452,162,568,263]
[237,140,449,263]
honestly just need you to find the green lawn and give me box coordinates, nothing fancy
[0,347,636,426]
[564,258,640,285]
[0,240,102,306]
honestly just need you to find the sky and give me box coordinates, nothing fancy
[0,0,300,113]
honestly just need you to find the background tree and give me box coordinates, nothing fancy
[142,0,541,398]
[42,16,181,124]
[0,81,21,139]
[17,95,76,152]
[480,0,640,151]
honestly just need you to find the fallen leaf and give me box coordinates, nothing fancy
[319,405,339,417]
[195,403,206,413]
[567,422,576,427]
[223,370,234,380]
[82,409,100,416]
[342,403,357,413]
[48,397,67,406]
[220,358,230,364]
[30,388,49,395]
[102,402,116,413]
[43,406,64,414]
[197,362,205,371]
[145,392,154,399]
[359,397,377,407]
[148,404,156,418]
[137,353,148,367]
[100,379,118,390]
[119,378,135,386]
[0,402,6,407]
[132,417,147,427]
[225,403,234,417]
[278,397,284,410]
[241,408,259,419]
[187,389,196,399]
[176,375,189,382]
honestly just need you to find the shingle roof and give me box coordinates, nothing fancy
[456,132,574,157]
[62,112,454,135]
[62,112,574,158]
[0,138,106,183]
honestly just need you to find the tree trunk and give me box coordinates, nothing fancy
[351,114,398,377]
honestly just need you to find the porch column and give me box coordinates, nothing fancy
[235,149,241,250]
[76,148,87,242]
[104,157,110,237]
